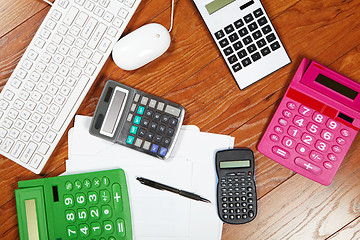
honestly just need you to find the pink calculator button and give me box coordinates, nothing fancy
[272,146,290,159]
[336,137,346,145]
[287,102,297,110]
[340,129,350,137]
[296,143,310,155]
[301,133,315,145]
[323,161,333,170]
[282,136,295,149]
[320,129,334,142]
[293,116,307,128]
[315,140,329,152]
[270,134,280,142]
[328,153,337,162]
[287,126,301,138]
[332,145,341,153]
[279,118,288,126]
[310,151,323,162]
[326,119,339,130]
[274,126,284,134]
[294,157,321,175]
[298,105,312,116]
[312,112,326,124]
[283,110,292,118]
[307,123,320,135]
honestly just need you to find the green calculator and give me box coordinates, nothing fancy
[15,169,132,240]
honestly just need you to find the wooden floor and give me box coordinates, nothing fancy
[1,0,360,239]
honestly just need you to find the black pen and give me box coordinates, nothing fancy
[136,177,211,203]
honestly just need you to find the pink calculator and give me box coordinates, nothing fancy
[258,58,360,185]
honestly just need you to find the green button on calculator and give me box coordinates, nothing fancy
[15,169,132,240]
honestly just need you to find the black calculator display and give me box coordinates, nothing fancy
[90,80,185,159]
[215,148,257,224]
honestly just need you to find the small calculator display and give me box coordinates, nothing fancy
[216,148,257,224]
[15,169,132,240]
[258,58,360,185]
[90,80,185,159]
[192,0,290,89]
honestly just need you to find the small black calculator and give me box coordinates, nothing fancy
[90,80,185,159]
[215,148,257,224]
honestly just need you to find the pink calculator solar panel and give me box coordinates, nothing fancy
[258,58,360,185]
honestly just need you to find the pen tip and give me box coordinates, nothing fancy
[201,198,211,203]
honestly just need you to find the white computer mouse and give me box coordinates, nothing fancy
[112,23,171,71]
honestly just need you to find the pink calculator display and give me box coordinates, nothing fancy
[258,58,360,185]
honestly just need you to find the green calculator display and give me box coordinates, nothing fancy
[15,169,132,240]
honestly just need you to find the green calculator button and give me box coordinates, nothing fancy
[88,191,98,204]
[75,193,86,206]
[112,183,123,213]
[91,222,102,236]
[133,116,141,125]
[65,181,73,191]
[130,125,138,134]
[79,223,90,237]
[137,106,145,115]
[93,177,101,188]
[83,179,91,189]
[102,176,110,186]
[116,218,126,237]
[77,208,88,221]
[74,180,82,190]
[100,189,111,203]
[104,220,114,234]
[102,205,112,218]
[126,135,135,144]
[109,237,116,240]
[89,206,100,220]
[64,195,74,207]
[65,210,76,223]
[66,225,78,238]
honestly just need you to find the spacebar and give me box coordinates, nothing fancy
[52,75,90,132]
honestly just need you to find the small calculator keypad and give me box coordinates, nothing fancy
[62,173,129,239]
[219,173,256,221]
[214,8,281,73]
[124,93,183,158]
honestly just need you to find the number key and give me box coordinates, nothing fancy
[79,223,90,237]
[65,210,76,223]
[298,105,312,116]
[313,112,325,124]
[67,225,78,238]
[293,116,307,128]
[88,191,98,204]
[64,195,74,207]
[326,119,339,130]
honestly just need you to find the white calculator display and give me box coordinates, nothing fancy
[192,0,291,89]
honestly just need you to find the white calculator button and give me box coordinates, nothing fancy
[30,154,43,169]
[157,102,165,111]
[140,97,148,105]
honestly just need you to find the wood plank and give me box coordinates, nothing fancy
[327,217,360,240]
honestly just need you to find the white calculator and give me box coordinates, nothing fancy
[192,0,291,89]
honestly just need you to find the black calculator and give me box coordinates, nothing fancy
[215,148,257,224]
[90,80,185,159]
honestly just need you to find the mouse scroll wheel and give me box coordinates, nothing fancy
[155,33,161,38]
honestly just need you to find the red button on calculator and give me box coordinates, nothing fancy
[258,59,360,185]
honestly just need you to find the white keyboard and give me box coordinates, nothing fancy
[0,0,141,173]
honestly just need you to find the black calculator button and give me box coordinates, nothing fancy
[219,38,229,48]
[223,214,228,219]
[145,109,153,118]
[247,187,253,191]
[229,32,239,42]
[139,128,147,138]
[242,208,247,213]
[161,115,170,124]
[154,134,162,143]
[237,49,247,59]
[222,197,228,202]
[238,27,248,37]
[236,215,241,219]
[146,131,154,141]
[244,13,254,23]
[256,38,266,48]
[241,57,252,67]
[223,46,234,56]
[141,118,150,128]
[158,124,166,134]
[234,19,244,28]
[150,121,158,131]
[270,41,281,51]
[163,137,171,147]
[166,127,175,137]
[248,204,253,209]
[247,44,257,53]
[247,192,253,197]
[253,8,263,18]
[169,118,178,127]
[233,41,243,51]
[222,203,227,208]
[251,52,261,62]
[248,22,258,32]
[266,33,276,43]
[252,30,262,40]
[232,63,242,72]
[224,24,235,34]
[214,30,225,39]
[262,25,272,34]
[243,36,253,45]
[154,112,162,121]
[258,16,268,26]
[241,202,247,207]
[227,55,238,64]
[248,210,254,218]
[242,214,248,219]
